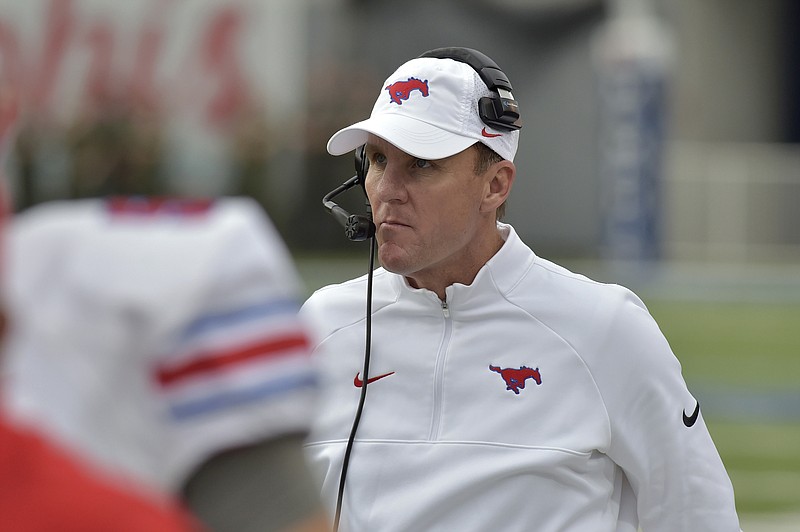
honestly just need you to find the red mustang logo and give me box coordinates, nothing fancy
[489,365,542,395]
[385,77,429,105]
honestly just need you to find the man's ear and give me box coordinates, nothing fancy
[481,161,515,214]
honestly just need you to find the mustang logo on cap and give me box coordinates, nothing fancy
[385,77,429,105]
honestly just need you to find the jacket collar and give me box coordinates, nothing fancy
[388,223,537,308]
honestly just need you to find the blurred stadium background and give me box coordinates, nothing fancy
[1,0,797,529]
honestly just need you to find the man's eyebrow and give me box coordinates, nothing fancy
[363,143,380,156]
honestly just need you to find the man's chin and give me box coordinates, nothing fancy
[377,246,415,276]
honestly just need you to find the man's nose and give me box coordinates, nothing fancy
[372,163,408,203]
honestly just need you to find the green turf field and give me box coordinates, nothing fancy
[296,256,800,521]
[646,299,800,518]
[646,300,800,391]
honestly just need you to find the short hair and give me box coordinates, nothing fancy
[473,142,507,220]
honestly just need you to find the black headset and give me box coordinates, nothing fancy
[419,46,523,133]
[323,47,521,532]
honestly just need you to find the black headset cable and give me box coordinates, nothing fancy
[332,232,376,532]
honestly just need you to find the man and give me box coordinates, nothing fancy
[2,196,328,532]
[301,48,740,531]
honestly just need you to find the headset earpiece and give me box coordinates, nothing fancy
[418,47,522,132]
[355,144,369,186]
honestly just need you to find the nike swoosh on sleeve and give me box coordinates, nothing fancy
[682,401,700,427]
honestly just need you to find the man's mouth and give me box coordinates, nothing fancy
[380,219,410,229]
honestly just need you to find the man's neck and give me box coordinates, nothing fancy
[405,227,505,301]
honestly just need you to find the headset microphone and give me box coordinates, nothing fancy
[322,144,375,241]
[322,175,375,241]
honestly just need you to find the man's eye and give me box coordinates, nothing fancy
[414,159,431,169]
[373,153,387,165]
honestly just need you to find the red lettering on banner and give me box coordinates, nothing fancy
[84,21,116,105]
[33,0,75,111]
[202,7,249,125]
[0,21,21,88]
[130,2,169,112]
[0,0,252,126]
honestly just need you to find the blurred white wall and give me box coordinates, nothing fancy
[663,0,799,262]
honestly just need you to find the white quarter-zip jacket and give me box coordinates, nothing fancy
[301,223,739,531]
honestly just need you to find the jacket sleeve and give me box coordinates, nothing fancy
[591,289,740,531]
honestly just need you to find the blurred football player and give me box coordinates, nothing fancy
[1,91,328,531]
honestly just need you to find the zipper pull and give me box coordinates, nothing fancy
[441,301,450,318]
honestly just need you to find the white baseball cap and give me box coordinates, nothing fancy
[326,56,520,162]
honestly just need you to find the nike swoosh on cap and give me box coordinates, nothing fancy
[354,371,395,388]
[481,127,502,138]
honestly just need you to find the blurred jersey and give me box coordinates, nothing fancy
[1,196,318,493]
